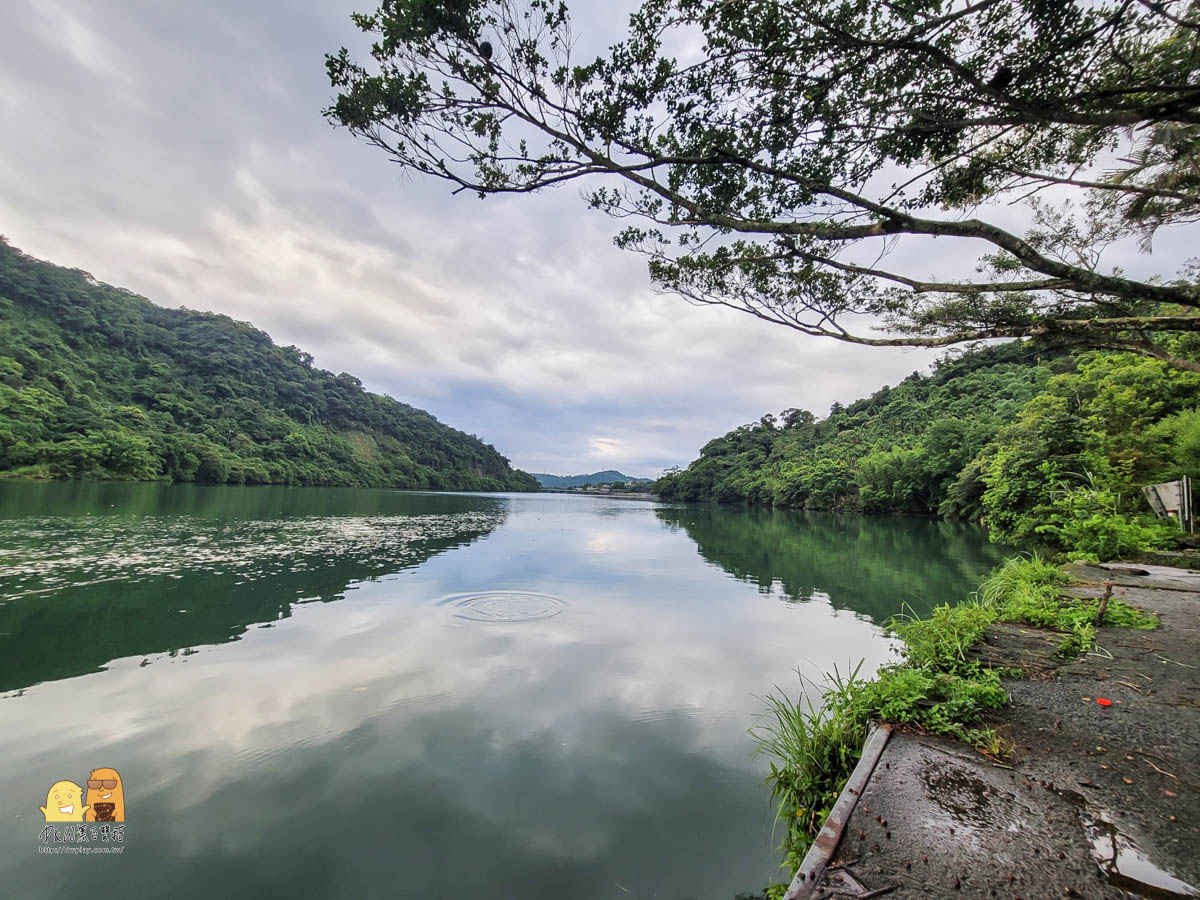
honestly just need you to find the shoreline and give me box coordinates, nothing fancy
[783,562,1200,899]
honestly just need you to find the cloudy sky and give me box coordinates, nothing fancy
[0,2,1193,479]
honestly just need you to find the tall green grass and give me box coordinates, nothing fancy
[751,665,868,876]
[889,599,996,674]
[752,661,1007,872]
[980,554,1157,635]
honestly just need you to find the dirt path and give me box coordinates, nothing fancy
[800,563,1200,899]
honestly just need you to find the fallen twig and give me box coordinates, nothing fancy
[1095,582,1111,626]
[1156,655,1199,669]
[825,857,861,872]
[1143,758,1176,778]
[1136,752,1200,789]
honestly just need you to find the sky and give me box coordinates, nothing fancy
[0,1,1194,479]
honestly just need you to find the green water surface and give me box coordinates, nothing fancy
[0,483,1007,899]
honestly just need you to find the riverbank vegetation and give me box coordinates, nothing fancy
[0,240,538,491]
[752,556,1159,892]
[657,342,1198,560]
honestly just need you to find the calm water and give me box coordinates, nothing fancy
[0,483,1008,899]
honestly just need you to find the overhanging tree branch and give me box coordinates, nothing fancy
[326,0,1200,367]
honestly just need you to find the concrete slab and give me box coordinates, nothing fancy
[813,565,1200,898]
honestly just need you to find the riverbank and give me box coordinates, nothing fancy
[786,562,1200,898]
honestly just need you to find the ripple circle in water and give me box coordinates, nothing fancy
[440,591,566,623]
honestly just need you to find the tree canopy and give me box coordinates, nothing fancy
[654,340,1200,558]
[0,239,539,491]
[326,0,1200,368]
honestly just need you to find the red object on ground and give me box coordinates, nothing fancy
[1096,698,1112,706]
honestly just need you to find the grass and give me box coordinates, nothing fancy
[889,599,996,674]
[980,554,1158,650]
[891,554,1155,667]
[853,666,1007,748]
[751,553,1159,888]
[751,665,869,878]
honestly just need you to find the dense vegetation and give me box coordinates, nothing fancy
[0,240,538,491]
[656,343,1200,559]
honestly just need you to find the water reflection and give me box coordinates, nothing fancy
[0,484,506,692]
[0,486,1004,899]
[656,505,1010,622]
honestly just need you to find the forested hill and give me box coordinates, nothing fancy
[655,342,1200,553]
[656,342,1054,511]
[0,239,539,491]
[531,470,651,488]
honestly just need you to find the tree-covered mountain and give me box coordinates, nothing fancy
[531,470,651,488]
[0,239,539,491]
[656,342,1200,557]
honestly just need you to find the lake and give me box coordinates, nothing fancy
[0,483,1008,899]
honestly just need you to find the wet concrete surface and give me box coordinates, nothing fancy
[813,563,1200,898]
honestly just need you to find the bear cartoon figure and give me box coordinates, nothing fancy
[84,768,125,822]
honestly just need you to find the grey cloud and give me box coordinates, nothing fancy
[1,0,1066,478]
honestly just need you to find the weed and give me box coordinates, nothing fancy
[751,662,1006,868]
[1097,599,1158,630]
[1055,620,1097,657]
[889,600,996,675]
[980,554,1158,635]
[1036,473,1177,561]
[750,665,868,872]
[978,554,1068,607]
[851,666,1007,745]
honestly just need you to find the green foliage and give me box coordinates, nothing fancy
[851,667,1007,747]
[1035,476,1177,560]
[977,554,1069,605]
[979,354,1200,554]
[0,240,538,491]
[660,344,1198,561]
[979,395,1089,543]
[753,659,1008,868]
[1150,408,1200,477]
[890,601,997,675]
[979,555,1158,632]
[751,665,868,875]
[1056,621,1098,659]
[657,342,1051,515]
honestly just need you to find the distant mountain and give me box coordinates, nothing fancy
[0,239,539,491]
[532,470,651,489]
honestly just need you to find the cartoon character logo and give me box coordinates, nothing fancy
[40,781,89,822]
[84,768,125,822]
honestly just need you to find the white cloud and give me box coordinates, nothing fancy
[5,0,1187,479]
